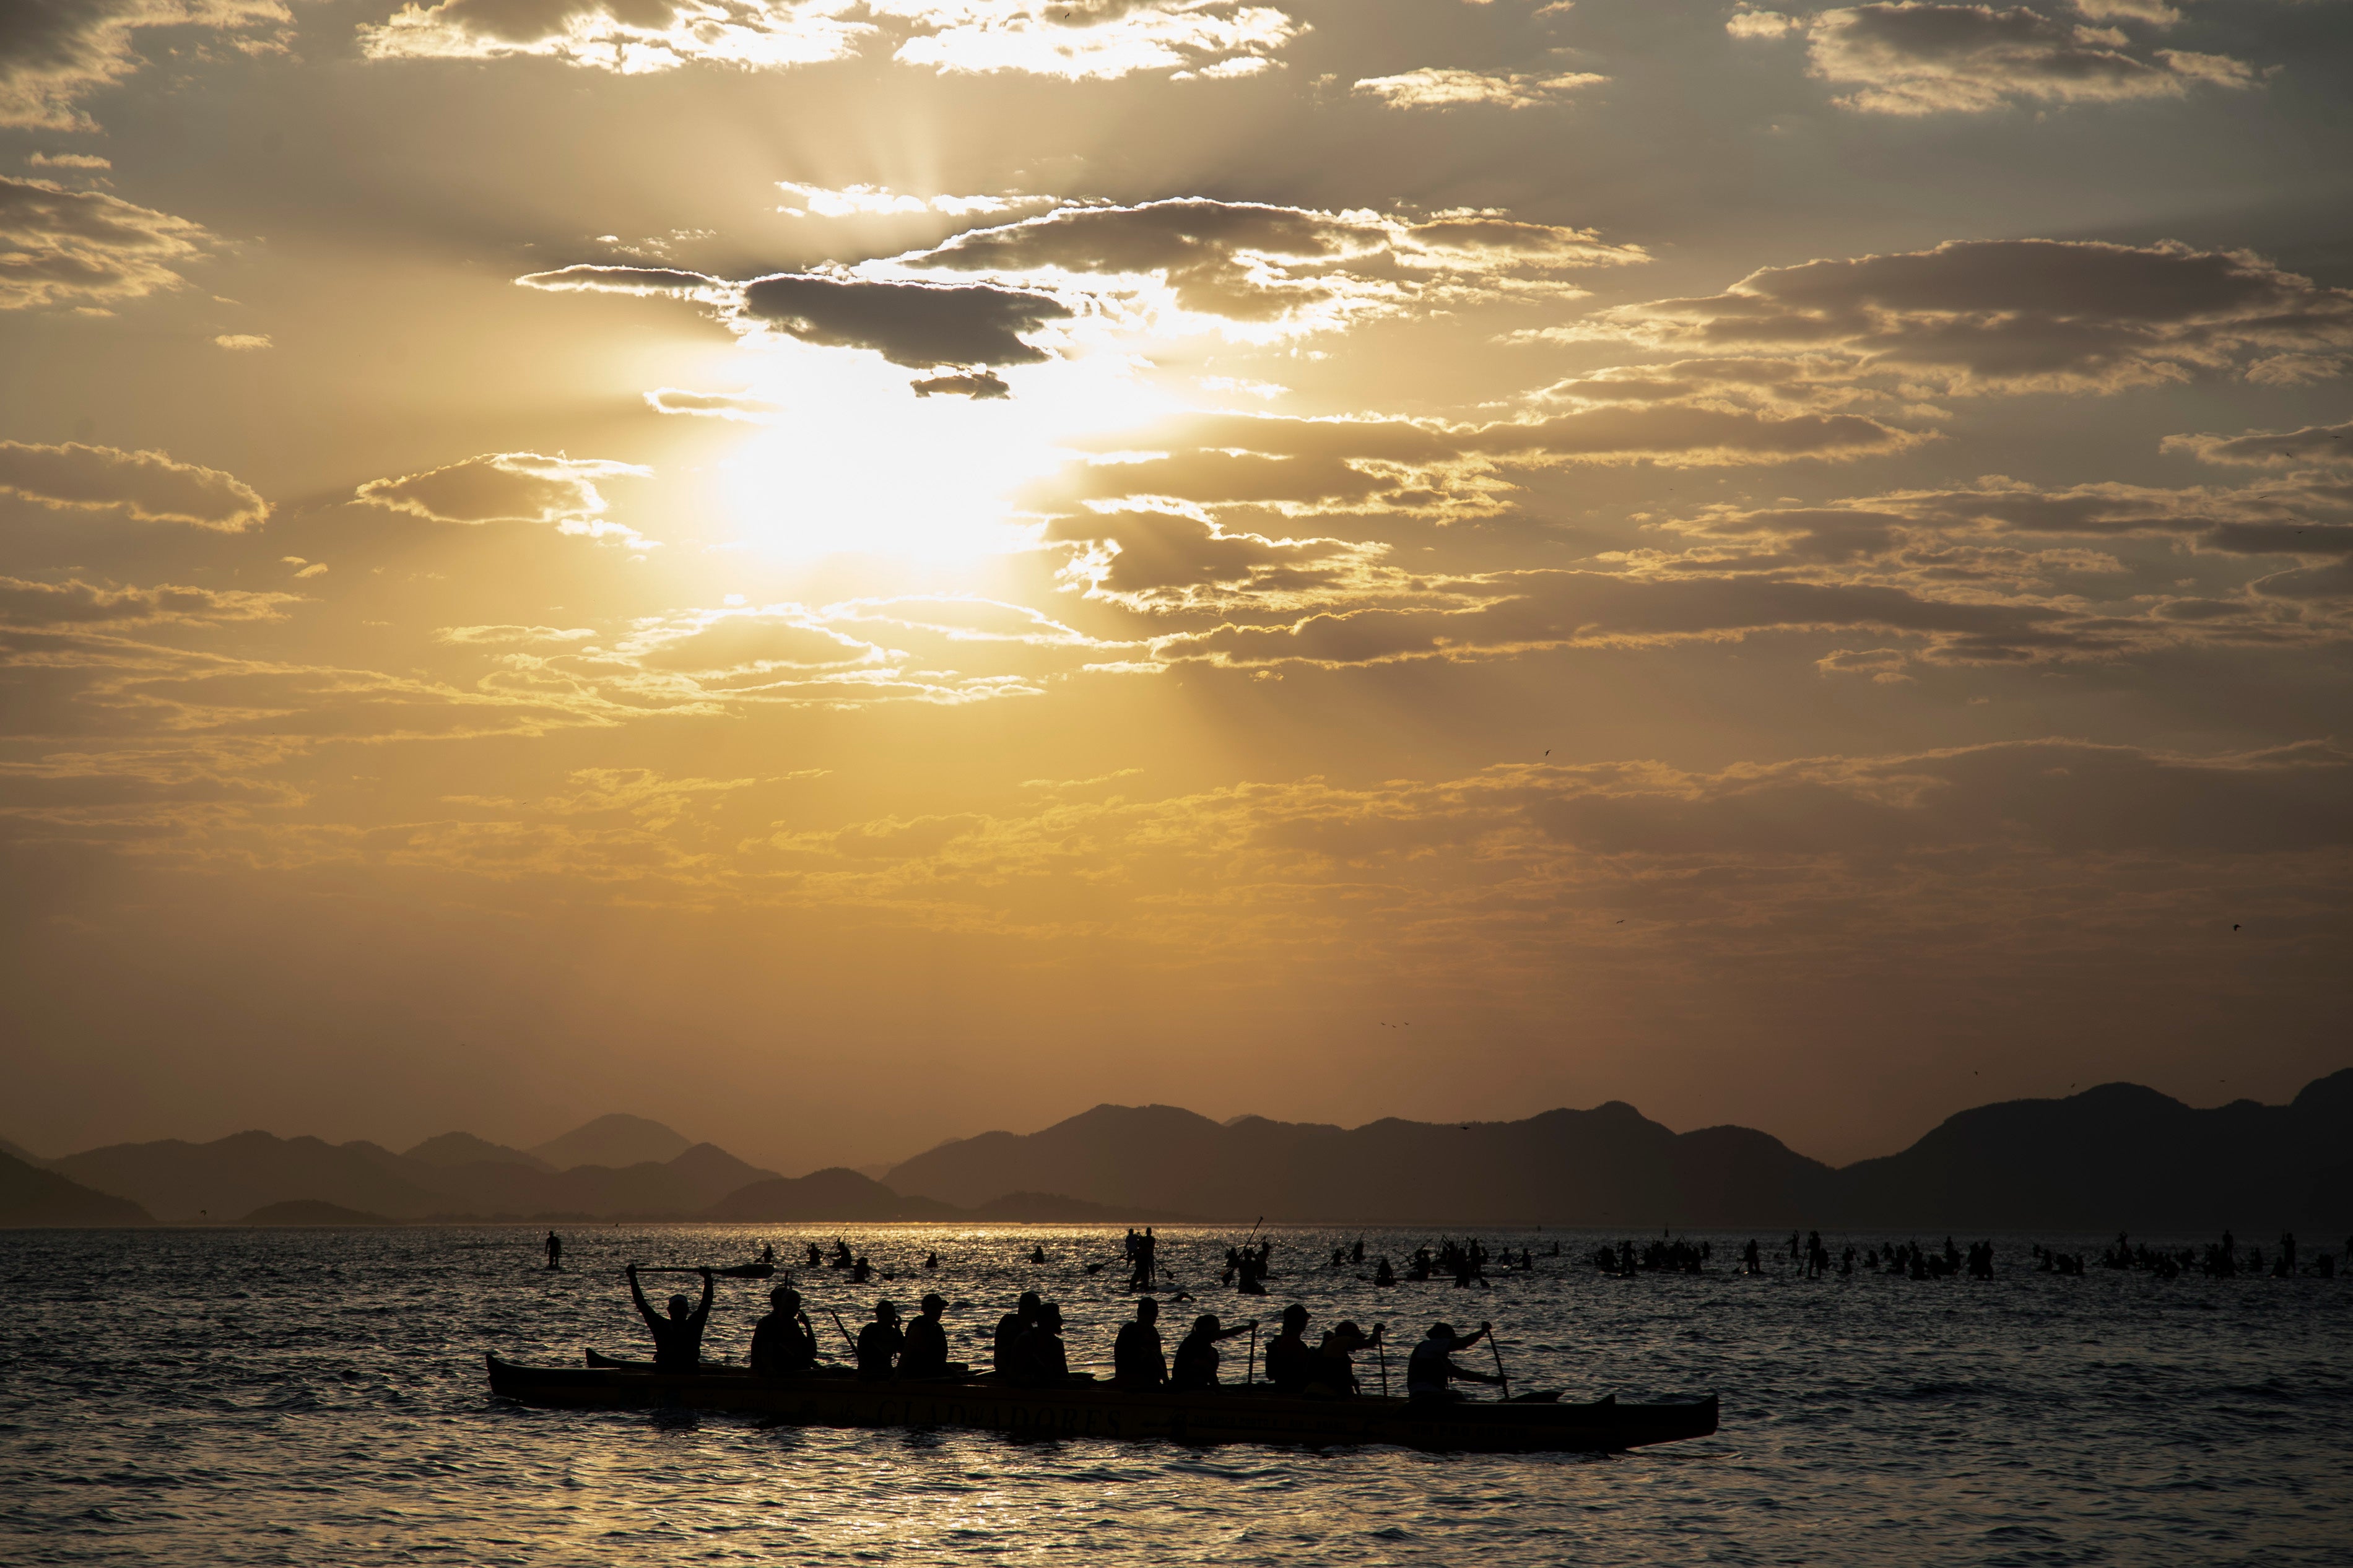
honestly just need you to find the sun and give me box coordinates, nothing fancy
[710,339,1172,565]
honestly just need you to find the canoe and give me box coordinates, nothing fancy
[485,1354,1717,1453]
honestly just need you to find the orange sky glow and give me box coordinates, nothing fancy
[3,0,2349,1172]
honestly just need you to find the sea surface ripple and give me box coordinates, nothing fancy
[1,1225,2347,1566]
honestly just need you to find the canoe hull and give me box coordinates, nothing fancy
[484,1355,1716,1453]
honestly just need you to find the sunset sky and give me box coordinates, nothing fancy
[3,0,2349,1173]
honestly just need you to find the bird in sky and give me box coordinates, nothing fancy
[2233,923,2242,931]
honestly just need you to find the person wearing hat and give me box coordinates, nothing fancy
[749,1283,817,1377]
[856,1299,905,1381]
[1406,1320,1498,1403]
[1172,1312,1257,1391]
[900,1293,952,1379]
[1307,1320,1382,1398]
[1263,1303,1314,1395]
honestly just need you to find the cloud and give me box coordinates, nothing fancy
[353,452,655,542]
[878,0,1300,81]
[433,625,600,645]
[1048,404,1927,521]
[2164,419,2353,469]
[1594,239,2353,395]
[0,175,214,311]
[359,0,872,71]
[2242,353,2344,387]
[0,0,288,131]
[212,332,270,350]
[722,739,2353,968]
[518,263,1072,367]
[1730,2,2257,116]
[643,388,783,420]
[911,369,1011,398]
[26,152,111,170]
[902,198,1645,330]
[359,0,1300,81]
[1350,67,1606,110]
[0,440,269,531]
[776,181,1050,219]
[1045,508,1393,611]
[1144,567,2120,669]
[0,574,295,626]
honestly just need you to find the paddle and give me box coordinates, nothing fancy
[1376,1328,1389,1398]
[1246,1320,1258,1386]
[1488,1325,1511,1402]
[634,1265,773,1279]
[827,1308,859,1357]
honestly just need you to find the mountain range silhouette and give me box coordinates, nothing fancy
[3,1071,2346,1231]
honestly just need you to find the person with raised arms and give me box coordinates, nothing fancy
[625,1263,713,1374]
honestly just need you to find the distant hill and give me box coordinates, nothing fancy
[26,1072,2351,1231]
[403,1132,552,1172]
[0,1137,47,1167]
[1829,1071,2353,1231]
[52,1132,453,1223]
[699,1174,1199,1224]
[886,1073,2353,1231]
[46,1130,781,1223]
[884,1102,1836,1226]
[703,1167,962,1222]
[0,1149,152,1226]
[243,1200,391,1225]
[529,1114,691,1171]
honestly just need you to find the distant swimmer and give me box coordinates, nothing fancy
[1406,1321,1500,1404]
[1113,1298,1167,1390]
[855,1301,905,1382]
[1172,1313,1256,1391]
[1029,1244,1048,1266]
[900,1293,951,1379]
[749,1285,817,1377]
[625,1263,713,1375]
[545,1231,562,1271]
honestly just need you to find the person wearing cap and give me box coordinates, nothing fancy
[1009,1300,1069,1385]
[856,1299,905,1381]
[993,1291,1042,1375]
[1406,1321,1499,1403]
[1112,1297,1167,1389]
[1307,1320,1382,1398]
[749,1283,817,1377]
[900,1293,952,1379]
[1172,1313,1257,1391]
[1263,1303,1314,1395]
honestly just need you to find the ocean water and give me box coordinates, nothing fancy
[1,1224,2347,1566]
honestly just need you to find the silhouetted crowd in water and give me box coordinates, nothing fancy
[2093,1229,2339,1280]
[614,1223,2347,1387]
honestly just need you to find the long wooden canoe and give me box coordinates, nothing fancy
[484,1354,1717,1453]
